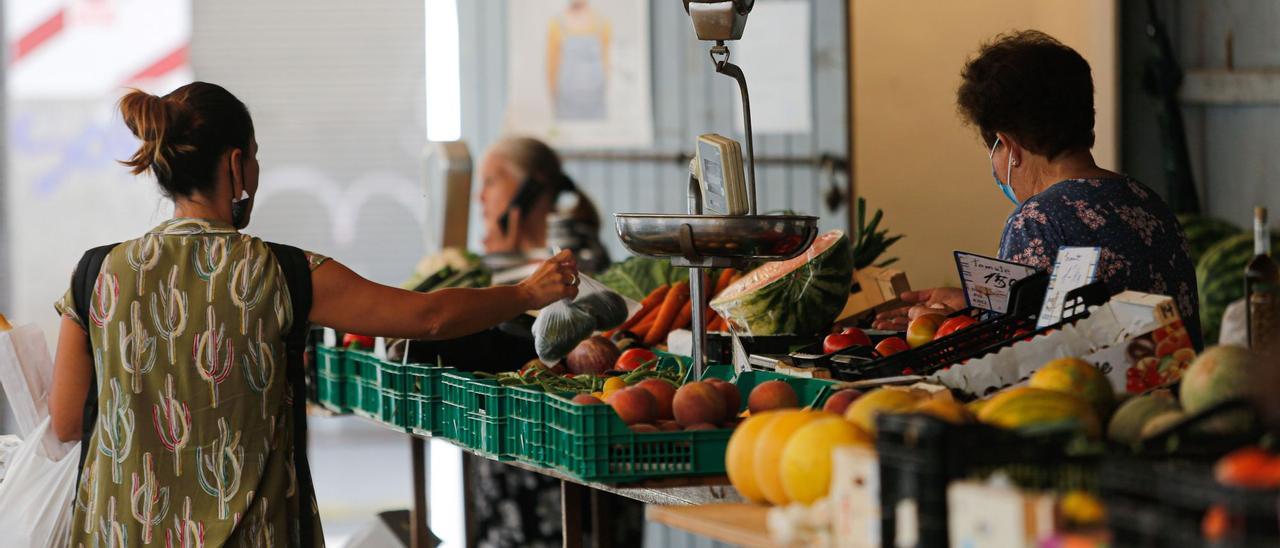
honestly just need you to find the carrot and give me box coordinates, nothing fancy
[672,300,694,331]
[632,314,658,339]
[644,282,690,346]
[604,285,670,337]
[708,316,726,332]
[714,269,737,295]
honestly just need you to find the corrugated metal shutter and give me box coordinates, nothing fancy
[190,0,428,285]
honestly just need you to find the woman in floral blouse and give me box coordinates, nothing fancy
[875,30,1202,349]
[48,82,580,546]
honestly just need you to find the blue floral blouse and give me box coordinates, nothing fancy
[997,177,1202,349]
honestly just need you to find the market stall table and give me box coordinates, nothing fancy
[367,415,743,548]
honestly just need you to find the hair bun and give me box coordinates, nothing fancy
[118,89,196,179]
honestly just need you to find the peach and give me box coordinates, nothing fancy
[821,389,863,415]
[673,381,728,427]
[906,314,946,348]
[635,378,678,420]
[571,393,604,405]
[748,380,800,414]
[657,420,681,432]
[706,378,743,418]
[685,423,719,431]
[630,423,659,433]
[609,387,657,425]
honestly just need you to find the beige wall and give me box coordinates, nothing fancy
[851,0,1118,288]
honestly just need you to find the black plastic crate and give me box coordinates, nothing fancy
[832,275,1108,382]
[1101,457,1280,547]
[876,413,1098,548]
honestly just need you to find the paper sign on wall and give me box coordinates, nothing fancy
[1037,246,1101,329]
[954,251,1038,314]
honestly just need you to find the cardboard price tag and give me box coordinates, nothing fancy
[953,251,1038,314]
[1038,246,1101,329]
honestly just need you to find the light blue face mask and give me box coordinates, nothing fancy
[989,137,1019,206]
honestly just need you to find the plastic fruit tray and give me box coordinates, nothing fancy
[314,345,348,412]
[377,359,408,431]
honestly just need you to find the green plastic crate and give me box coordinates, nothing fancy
[706,366,839,410]
[406,363,455,435]
[347,350,383,419]
[507,385,549,464]
[543,392,732,483]
[317,345,347,377]
[440,372,510,458]
[316,372,347,413]
[377,360,408,430]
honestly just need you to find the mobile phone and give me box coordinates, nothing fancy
[497,177,541,233]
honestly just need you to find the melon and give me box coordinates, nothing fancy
[978,387,1101,438]
[1177,214,1241,265]
[753,410,822,506]
[1139,410,1186,440]
[913,398,974,425]
[1107,390,1180,445]
[711,230,853,336]
[1198,233,1278,344]
[1180,345,1256,434]
[1029,358,1115,421]
[725,412,781,504]
[1181,345,1255,413]
[843,388,924,436]
[779,416,872,505]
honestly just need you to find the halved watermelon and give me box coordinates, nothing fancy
[711,230,853,336]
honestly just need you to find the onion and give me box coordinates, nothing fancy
[565,336,621,376]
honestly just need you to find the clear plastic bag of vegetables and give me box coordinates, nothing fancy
[532,274,638,364]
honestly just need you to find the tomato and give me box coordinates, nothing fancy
[875,337,910,357]
[615,348,658,372]
[342,333,376,350]
[823,333,863,354]
[934,316,978,339]
[839,327,873,347]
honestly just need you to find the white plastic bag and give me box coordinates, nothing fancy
[0,324,69,461]
[0,417,78,548]
[532,275,638,363]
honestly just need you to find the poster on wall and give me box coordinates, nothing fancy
[504,0,653,149]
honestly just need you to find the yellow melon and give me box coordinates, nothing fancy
[779,417,872,504]
[843,388,923,436]
[753,409,822,506]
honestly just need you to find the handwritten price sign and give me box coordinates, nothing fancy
[1038,247,1102,329]
[954,252,1039,314]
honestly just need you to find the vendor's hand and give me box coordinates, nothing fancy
[518,249,580,309]
[872,287,966,331]
[483,209,522,254]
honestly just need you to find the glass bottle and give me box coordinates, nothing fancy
[1245,207,1280,353]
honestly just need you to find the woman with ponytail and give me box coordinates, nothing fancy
[48,83,579,546]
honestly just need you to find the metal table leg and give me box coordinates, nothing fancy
[562,480,586,548]
[410,437,430,548]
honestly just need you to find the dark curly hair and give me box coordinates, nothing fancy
[956,30,1094,160]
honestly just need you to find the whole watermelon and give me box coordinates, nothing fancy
[1197,232,1279,344]
[711,230,852,336]
[1177,214,1242,265]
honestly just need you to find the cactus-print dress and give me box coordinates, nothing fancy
[55,218,329,547]
[997,177,1202,348]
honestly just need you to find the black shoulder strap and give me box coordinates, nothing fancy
[266,242,318,547]
[71,243,119,485]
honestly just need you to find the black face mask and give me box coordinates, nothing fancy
[231,190,251,229]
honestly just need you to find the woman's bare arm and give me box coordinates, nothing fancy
[50,316,92,442]
[310,250,578,340]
